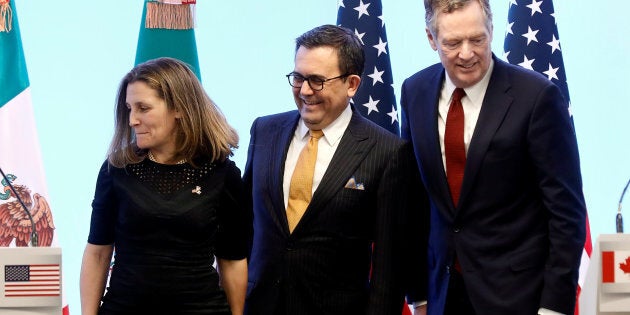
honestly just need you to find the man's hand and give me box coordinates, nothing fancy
[414,304,427,315]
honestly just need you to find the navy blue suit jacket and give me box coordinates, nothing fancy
[243,108,425,315]
[400,56,586,315]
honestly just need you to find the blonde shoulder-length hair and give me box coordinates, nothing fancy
[107,57,238,168]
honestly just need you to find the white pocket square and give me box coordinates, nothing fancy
[344,176,365,190]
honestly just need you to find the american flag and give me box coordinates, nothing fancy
[503,0,571,104]
[337,0,400,135]
[337,3,410,314]
[503,1,592,314]
[4,264,61,297]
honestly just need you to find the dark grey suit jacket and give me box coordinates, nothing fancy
[400,56,586,315]
[243,108,426,315]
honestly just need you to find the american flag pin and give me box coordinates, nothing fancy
[192,186,201,195]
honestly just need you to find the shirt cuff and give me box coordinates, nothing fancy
[538,308,564,315]
[412,301,427,309]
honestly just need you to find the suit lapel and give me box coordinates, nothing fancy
[459,58,513,206]
[268,113,300,234]
[294,110,374,232]
[413,68,457,215]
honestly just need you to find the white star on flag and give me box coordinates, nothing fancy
[542,63,559,81]
[526,0,543,16]
[518,55,535,70]
[506,22,514,35]
[367,66,385,85]
[354,28,366,45]
[387,106,398,124]
[354,0,370,19]
[363,96,380,115]
[373,37,388,56]
[547,34,561,53]
[522,26,539,45]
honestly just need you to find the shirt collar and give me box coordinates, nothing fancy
[444,58,495,105]
[295,104,352,147]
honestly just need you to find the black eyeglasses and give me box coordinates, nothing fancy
[286,72,350,91]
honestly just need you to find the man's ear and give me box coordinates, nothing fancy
[347,75,361,98]
[426,27,438,51]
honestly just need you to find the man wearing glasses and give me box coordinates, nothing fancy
[243,24,426,315]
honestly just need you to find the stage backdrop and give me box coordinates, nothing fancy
[9,0,629,313]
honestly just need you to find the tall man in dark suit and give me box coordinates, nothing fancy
[401,1,586,315]
[243,24,425,315]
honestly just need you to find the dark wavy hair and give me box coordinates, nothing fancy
[295,24,365,77]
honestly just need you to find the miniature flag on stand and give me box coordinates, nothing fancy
[602,251,630,284]
[0,0,68,313]
[4,264,61,297]
[135,0,200,79]
[337,0,399,135]
[503,1,592,314]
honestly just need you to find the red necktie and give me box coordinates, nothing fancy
[444,88,466,207]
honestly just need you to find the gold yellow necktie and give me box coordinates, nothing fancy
[286,129,324,233]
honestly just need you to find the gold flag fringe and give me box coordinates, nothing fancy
[0,0,12,33]
[146,2,195,30]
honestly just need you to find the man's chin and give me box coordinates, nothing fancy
[301,116,325,129]
[453,74,482,88]
[300,111,319,122]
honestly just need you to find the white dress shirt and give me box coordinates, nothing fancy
[438,60,494,172]
[282,105,352,209]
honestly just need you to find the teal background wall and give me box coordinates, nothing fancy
[11,1,629,312]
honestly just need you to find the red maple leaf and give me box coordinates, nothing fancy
[620,256,630,274]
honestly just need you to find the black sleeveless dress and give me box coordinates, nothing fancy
[88,158,251,314]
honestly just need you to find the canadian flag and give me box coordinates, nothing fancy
[602,250,630,283]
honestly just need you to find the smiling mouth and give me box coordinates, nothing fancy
[459,62,476,69]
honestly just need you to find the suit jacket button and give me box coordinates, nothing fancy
[453,227,461,233]
[446,265,451,274]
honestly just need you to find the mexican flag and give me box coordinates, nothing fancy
[102,0,203,292]
[0,0,68,313]
[135,0,200,79]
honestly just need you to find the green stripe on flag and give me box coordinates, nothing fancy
[0,0,29,107]
[135,0,201,80]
